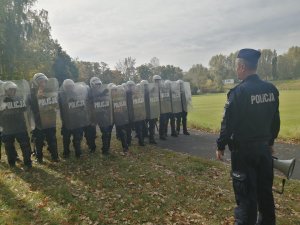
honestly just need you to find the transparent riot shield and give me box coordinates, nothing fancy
[0,80,31,135]
[131,84,146,122]
[111,86,129,126]
[145,83,160,119]
[159,82,172,114]
[90,84,113,127]
[170,81,182,113]
[180,82,192,112]
[31,78,59,129]
[59,82,90,130]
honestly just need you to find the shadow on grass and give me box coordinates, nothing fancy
[0,165,70,225]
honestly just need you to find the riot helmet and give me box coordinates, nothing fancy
[140,80,149,85]
[4,81,18,97]
[62,79,75,93]
[33,73,48,88]
[90,77,102,89]
[153,75,161,81]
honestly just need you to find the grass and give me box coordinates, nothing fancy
[0,135,300,225]
[188,90,300,143]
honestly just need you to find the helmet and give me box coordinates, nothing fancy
[33,73,48,86]
[90,77,102,88]
[164,79,171,85]
[126,80,135,86]
[140,80,149,85]
[62,79,75,92]
[107,83,116,89]
[176,79,184,84]
[4,81,18,92]
[153,75,161,81]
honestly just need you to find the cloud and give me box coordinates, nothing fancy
[36,0,300,70]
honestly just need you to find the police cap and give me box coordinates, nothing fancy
[237,48,261,65]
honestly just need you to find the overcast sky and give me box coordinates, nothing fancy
[35,0,300,71]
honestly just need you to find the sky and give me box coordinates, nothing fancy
[35,0,300,71]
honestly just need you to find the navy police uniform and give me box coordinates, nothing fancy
[217,49,280,225]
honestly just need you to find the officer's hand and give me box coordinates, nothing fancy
[216,149,224,161]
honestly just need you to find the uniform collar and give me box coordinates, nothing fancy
[243,74,259,82]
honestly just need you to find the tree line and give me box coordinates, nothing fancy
[1,1,299,94]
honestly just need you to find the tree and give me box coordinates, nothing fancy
[185,64,209,93]
[150,57,160,68]
[136,64,153,81]
[53,42,78,84]
[115,56,137,81]
[157,65,183,81]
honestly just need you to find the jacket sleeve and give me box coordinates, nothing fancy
[216,89,239,151]
[269,89,280,146]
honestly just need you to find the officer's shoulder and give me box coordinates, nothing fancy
[227,82,244,97]
[261,80,279,94]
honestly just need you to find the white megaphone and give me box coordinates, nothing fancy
[273,157,296,194]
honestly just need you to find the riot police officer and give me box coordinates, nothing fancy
[164,80,179,137]
[29,73,59,163]
[111,84,130,154]
[88,77,114,155]
[176,80,191,135]
[0,80,32,169]
[126,80,146,146]
[216,49,280,225]
[140,80,159,144]
[59,79,90,158]
[154,75,172,140]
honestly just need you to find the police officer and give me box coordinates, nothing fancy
[59,79,89,158]
[164,80,178,137]
[216,49,280,225]
[140,80,158,144]
[30,73,59,163]
[111,84,130,154]
[176,80,190,135]
[153,75,170,140]
[88,77,114,156]
[126,80,146,146]
[0,81,32,169]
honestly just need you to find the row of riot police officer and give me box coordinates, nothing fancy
[0,74,191,169]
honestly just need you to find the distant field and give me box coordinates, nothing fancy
[188,90,300,143]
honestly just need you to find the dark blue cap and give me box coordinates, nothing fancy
[237,48,261,65]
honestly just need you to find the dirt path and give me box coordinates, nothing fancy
[156,129,300,180]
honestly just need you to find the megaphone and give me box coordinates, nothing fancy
[272,157,296,194]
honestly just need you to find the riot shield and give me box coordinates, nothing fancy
[180,82,192,112]
[59,82,90,130]
[0,80,31,135]
[31,78,59,129]
[170,81,182,113]
[89,84,113,127]
[159,82,172,114]
[131,84,146,122]
[111,86,129,126]
[145,83,160,119]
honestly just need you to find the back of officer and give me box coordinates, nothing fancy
[30,73,59,163]
[216,49,280,225]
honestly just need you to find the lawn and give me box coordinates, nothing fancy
[0,137,300,225]
[188,90,300,143]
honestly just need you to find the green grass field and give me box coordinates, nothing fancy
[188,90,300,143]
[0,138,300,225]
